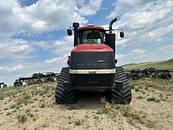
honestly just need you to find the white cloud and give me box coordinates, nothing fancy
[107,0,173,49]
[45,56,66,64]
[0,0,103,35]
[108,0,160,19]
[0,1,20,40]
[14,0,87,33]
[45,55,68,66]
[43,36,74,67]
[130,49,146,56]
[124,2,172,29]
[160,44,173,52]
[0,64,25,72]
[77,0,103,16]
[0,0,103,62]
[35,36,73,56]
[45,58,59,64]
[116,48,147,65]
[0,39,33,60]
[148,23,173,40]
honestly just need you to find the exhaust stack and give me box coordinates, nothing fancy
[109,18,117,34]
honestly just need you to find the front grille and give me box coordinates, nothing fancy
[71,52,115,69]
[71,74,114,88]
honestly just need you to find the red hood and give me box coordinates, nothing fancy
[72,44,113,53]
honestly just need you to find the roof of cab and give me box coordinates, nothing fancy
[79,25,104,31]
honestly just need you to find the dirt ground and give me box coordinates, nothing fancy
[0,79,173,130]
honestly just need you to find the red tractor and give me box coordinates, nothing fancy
[55,18,132,104]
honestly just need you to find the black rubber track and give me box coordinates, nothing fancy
[111,66,132,104]
[55,67,76,104]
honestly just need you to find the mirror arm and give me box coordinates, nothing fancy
[105,29,124,32]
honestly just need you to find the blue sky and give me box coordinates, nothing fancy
[0,0,173,85]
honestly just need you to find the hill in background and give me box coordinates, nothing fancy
[123,58,173,71]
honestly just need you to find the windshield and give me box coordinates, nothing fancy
[79,30,105,44]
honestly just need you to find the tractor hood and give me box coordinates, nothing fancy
[70,44,115,70]
[71,44,113,53]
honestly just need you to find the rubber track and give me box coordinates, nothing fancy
[55,67,76,104]
[111,66,132,104]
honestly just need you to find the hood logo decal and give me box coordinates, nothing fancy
[97,60,105,63]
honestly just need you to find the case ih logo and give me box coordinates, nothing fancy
[97,60,105,63]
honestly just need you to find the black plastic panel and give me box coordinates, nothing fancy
[71,74,114,90]
[71,52,115,69]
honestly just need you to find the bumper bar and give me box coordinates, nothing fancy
[69,68,116,74]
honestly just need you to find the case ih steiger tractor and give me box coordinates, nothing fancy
[55,18,132,104]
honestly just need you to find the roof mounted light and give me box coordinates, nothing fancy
[73,22,79,29]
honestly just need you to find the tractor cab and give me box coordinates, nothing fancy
[67,20,124,55]
[78,26,105,44]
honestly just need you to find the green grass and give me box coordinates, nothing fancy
[0,87,23,100]
[16,93,31,106]
[123,58,173,71]
[96,108,110,114]
[0,83,56,106]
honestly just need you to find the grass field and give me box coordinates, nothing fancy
[0,79,173,130]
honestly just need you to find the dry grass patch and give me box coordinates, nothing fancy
[73,119,84,126]
[147,97,160,102]
[120,106,157,128]
[129,78,173,92]
[96,107,110,115]
[16,115,27,124]
[16,93,31,106]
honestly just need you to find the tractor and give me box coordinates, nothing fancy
[55,18,132,104]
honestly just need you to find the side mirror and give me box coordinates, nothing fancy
[120,31,124,38]
[67,29,72,36]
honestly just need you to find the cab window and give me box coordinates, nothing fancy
[79,30,105,44]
